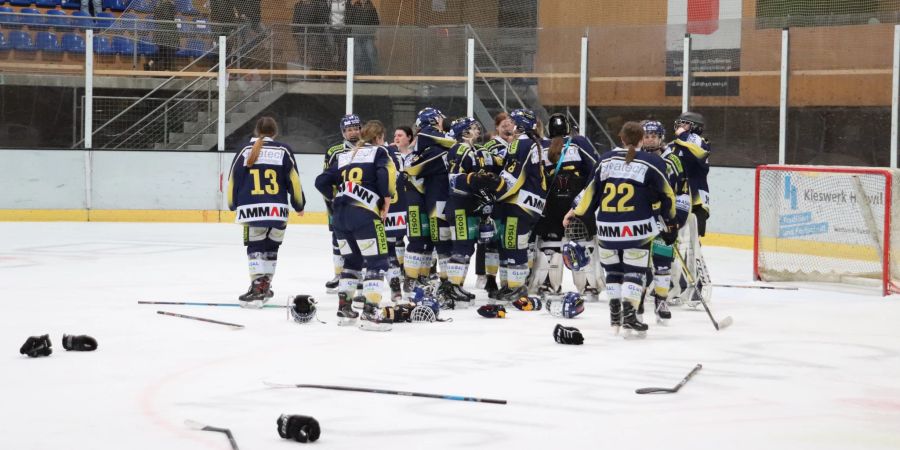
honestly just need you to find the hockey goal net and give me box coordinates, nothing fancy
[754,165,900,296]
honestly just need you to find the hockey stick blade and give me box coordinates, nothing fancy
[636,364,702,395]
[140,300,286,308]
[675,248,732,331]
[184,420,240,450]
[264,381,507,405]
[712,284,797,291]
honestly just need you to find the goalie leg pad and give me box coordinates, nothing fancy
[529,247,552,293]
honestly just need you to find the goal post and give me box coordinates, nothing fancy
[754,165,900,296]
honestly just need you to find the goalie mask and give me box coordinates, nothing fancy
[675,111,705,135]
[289,295,317,324]
[562,241,590,271]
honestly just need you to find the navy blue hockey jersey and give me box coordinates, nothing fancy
[228,137,305,227]
[671,131,710,212]
[573,148,676,249]
[495,135,548,217]
[315,144,397,216]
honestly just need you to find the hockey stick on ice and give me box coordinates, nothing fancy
[157,311,244,329]
[712,284,798,291]
[635,363,702,394]
[139,300,286,308]
[185,420,240,450]
[264,381,507,405]
[674,248,733,331]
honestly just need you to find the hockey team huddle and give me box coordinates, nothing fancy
[227,107,712,336]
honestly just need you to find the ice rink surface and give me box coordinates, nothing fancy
[2,222,900,450]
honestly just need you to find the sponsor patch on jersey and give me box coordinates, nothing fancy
[242,147,285,166]
[383,211,408,231]
[337,146,379,167]
[515,189,546,215]
[601,159,649,183]
[336,181,379,209]
[596,218,659,242]
[541,145,582,166]
[235,203,290,223]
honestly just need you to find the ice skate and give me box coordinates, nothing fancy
[336,293,359,326]
[484,275,499,298]
[440,280,472,309]
[654,294,671,324]
[238,276,273,309]
[622,302,648,339]
[359,303,393,332]
[325,275,340,294]
[390,277,403,303]
[609,298,622,334]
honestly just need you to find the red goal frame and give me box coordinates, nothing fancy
[753,164,899,296]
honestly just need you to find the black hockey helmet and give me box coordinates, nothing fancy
[547,113,572,139]
[675,111,705,135]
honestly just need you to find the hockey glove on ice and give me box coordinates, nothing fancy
[63,334,98,351]
[19,334,52,357]
[477,304,506,318]
[277,414,321,443]
[512,296,542,311]
[553,323,584,345]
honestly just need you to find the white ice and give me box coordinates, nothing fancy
[2,222,900,450]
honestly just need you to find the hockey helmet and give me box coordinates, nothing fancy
[641,120,665,151]
[675,111,705,135]
[289,295,317,324]
[562,241,590,271]
[340,114,362,132]
[509,108,537,133]
[411,288,441,322]
[547,113,572,139]
[548,292,585,318]
[448,116,482,142]
[415,107,445,129]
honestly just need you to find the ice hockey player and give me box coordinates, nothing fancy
[531,113,600,300]
[314,120,397,330]
[441,116,486,308]
[564,122,676,338]
[641,120,691,323]
[228,116,306,308]
[322,114,362,293]
[384,127,413,302]
[473,108,548,303]
[404,107,457,293]
[670,112,710,237]
[476,112,515,297]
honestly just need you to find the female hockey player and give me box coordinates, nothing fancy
[404,108,456,293]
[476,112,515,296]
[383,127,414,302]
[472,108,548,303]
[671,112,710,236]
[441,116,486,308]
[314,120,397,330]
[228,116,306,308]
[323,114,362,293]
[532,113,600,300]
[641,120,690,323]
[564,121,676,337]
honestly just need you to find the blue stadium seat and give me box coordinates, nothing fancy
[102,0,128,12]
[35,0,62,7]
[9,0,34,6]
[44,9,69,30]
[0,6,14,29]
[35,30,63,52]
[94,11,115,29]
[69,10,92,28]
[137,39,156,55]
[111,35,133,54]
[175,0,199,16]
[176,38,206,58]
[93,34,114,54]
[8,30,35,51]
[19,7,44,28]
[61,31,85,52]
[130,0,154,13]
[61,0,81,9]
[0,31,9,51]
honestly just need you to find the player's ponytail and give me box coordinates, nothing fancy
[619,121,644,164]
[246,116,278,167]
[357,120,386,148]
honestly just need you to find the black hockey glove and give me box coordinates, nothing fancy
[477,304,506,318]
[19,334,52,357]
[277,414,321,443]
[553,324,584,345]
[63,334,98,351]
[692,205,709,237]
[472,172,502,192]
[659,220,679,246]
